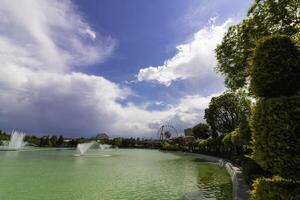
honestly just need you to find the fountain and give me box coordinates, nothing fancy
[3,131,27,150]
[99,144,111,150]
[77,142,96,155]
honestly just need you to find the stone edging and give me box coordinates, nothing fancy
[187,153,249,200]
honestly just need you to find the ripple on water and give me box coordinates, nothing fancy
[0,149,232,200]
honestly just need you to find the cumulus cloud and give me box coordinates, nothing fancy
[0,0,222,137]
[0,0,119,136]
[0,0,115,72]
[110,93,220,137]
[137,19,232,86]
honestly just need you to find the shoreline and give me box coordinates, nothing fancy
[181,151,249,200]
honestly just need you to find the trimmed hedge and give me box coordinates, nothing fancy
[238,119,251,145]
[250,176,300,200]
[240,157,270,184]
[251,95,300,179]
[250,35,300,97]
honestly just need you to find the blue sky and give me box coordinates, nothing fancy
[74,0,252,106]
[0,0,252,137]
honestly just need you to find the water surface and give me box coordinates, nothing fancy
[0,149,232,200]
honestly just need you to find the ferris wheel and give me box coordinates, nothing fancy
[157,124,178,141]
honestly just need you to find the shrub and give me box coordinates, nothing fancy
[230,129,240,147]
[240,157,270,184]
[250,176,300,200]
[250,35,300,97]
[222,132,232,147]
[161,141,179,151]
[238,118,252,145]
[251,95,300,179]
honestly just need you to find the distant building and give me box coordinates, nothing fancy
[184,128,193,137]
[96,133,109,139]
[184,128,195,144]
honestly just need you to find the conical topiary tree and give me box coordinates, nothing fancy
[250,35,300,180]
[250,35,300,97]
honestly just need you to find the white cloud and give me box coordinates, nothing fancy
[82,28,97,40]
[0,0,115,72]
[110,93,219,137]
[0,56,218,137]
[0,0,222,137]
[137,19,232,86]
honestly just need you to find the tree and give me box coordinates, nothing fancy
[216,20,253,90]
[216,0,299,90]
[40,136,51,147]
[0,130,9,141]
[112,137,122,147]
[192,123,210,139]
[251,96,300,179]
[204,92,251,135]
[50,136,58,147]
[250,35,300,97]
[57,135,64,146]
[250,35,300,179]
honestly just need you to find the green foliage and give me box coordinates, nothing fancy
[222,132,232,147]
[247,0,299,35]
[250,176,300,200]
[251,96,300,179]
[216,20,253,89]
[112,137,123,147]
[24,135,40,146]
[161,140,180,151]
[0,130,9,141]
[293,24,300,46]
[230,129,240,147]
[40,136,51,146]
[216,0,299,90]
[240,157,270,185]
[192,123,210,139]
[173,137,188,150]
[57,135,64,146]
[50,136,58,147]
[251,35,300,97]
[120,137,137,147]
[204,92,251,134]
[221,129,242,153]
[238,118,252,145]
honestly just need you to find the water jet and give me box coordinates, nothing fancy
[77,142,96,155]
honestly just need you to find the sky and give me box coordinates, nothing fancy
[0,0,252,138]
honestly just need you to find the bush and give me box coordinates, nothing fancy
[161,141,179,151]
[238,118,252,145]
[240,157,270,184]
[250,176,300,200]
[250,35,300,97]
[251,95,300,179]
[222,132,232,147]
[230,129,240,147]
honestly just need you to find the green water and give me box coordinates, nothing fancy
[0,149,232,200]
